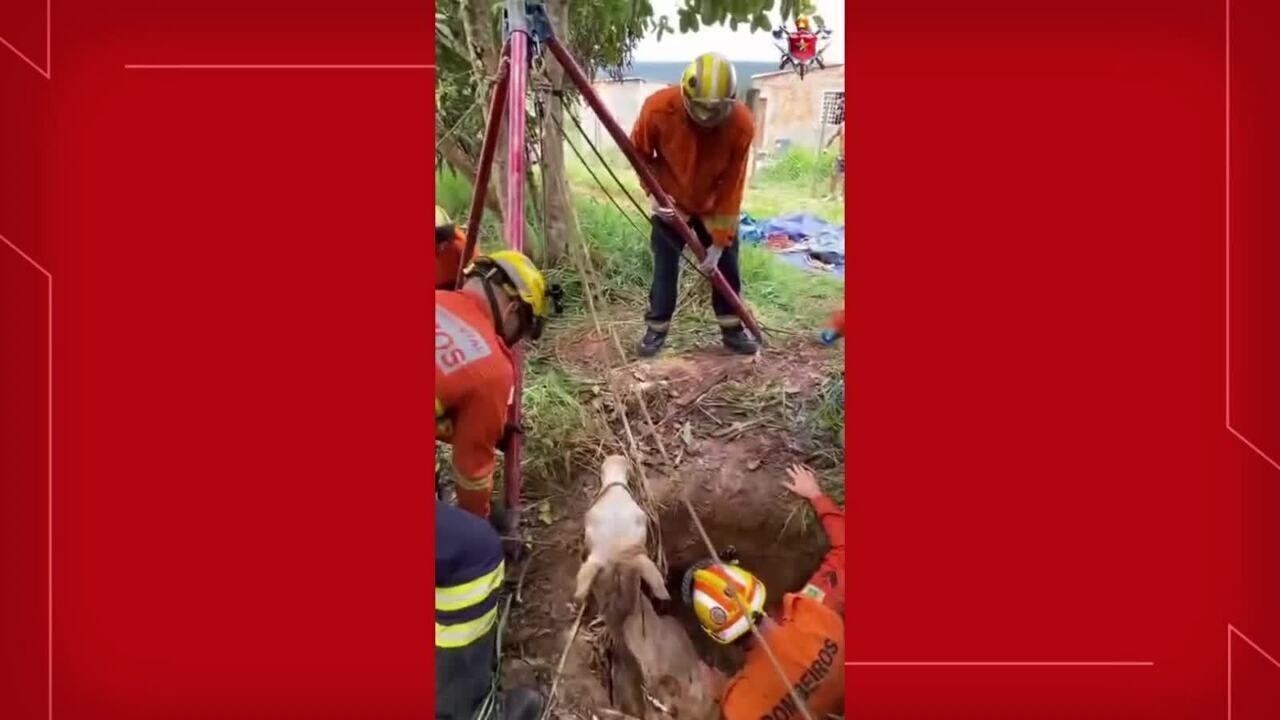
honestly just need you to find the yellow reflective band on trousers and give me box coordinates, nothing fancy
[437,561,505,612]
[436,606,498,648]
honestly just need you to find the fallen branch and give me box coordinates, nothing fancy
[634,387,671,466]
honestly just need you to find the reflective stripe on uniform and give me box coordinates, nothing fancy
[703,214,738,237]
[455,473,492,491]
[436,606,498,648]
[437,561,504,612]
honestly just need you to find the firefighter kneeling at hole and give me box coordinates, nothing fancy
[684,464,846,720]
[630,52,758,357]
[435,250,549,528]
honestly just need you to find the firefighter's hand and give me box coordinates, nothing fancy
[698,244,723,274]
[650,195,677,223]
[784,464,823,500]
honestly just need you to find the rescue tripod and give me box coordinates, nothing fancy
[451,0,768,557]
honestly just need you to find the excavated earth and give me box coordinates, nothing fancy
[499,337,843,720]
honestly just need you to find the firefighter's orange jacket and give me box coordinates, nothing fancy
[435,290,513,488]
[629,86,754,248]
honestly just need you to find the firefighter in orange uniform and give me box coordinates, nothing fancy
[435,250,549,524]
[436,206,474,290]
[683,464,846,720]
[819,309,845,346]
[630,52,758,357]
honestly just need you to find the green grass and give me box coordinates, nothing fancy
[516,362,587,484]
[562,144,844,225]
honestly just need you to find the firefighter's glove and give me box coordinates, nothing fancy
[698,244,723,274]
[650,196,688,225]
[650,195,677,223]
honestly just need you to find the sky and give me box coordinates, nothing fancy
[631,0,845,64]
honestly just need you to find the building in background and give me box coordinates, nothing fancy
[576,77,667,150]
[747,64,845,152]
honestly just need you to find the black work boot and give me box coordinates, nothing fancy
[722,327,759,355]
[638,328,668,358]
[502,688,543,720]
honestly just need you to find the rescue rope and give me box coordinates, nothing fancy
[551,111,650,238]
[547,106,713,281]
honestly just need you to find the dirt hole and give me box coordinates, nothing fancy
[584,466,831,720]
[655,489,830,674]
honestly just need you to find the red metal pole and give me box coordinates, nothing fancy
[501,19,530,537]
[455,47,512,290]
[543,37,767,347]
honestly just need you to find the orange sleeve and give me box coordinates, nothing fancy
[631,96,659,170]
[703,118,753,248]
[810,493,845,552]
[801,493,846,612]
[448,381,508,482]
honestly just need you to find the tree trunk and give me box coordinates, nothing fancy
[460,0,508,220]
[439,136,505,218]
[537,0,580,267]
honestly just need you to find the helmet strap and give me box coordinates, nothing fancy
[476,270,530,346]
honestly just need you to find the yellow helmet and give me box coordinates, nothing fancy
[681,560,767,645]
[795,15,811,31]
[679,53,738,128]
[436,205,452,229]
[463,250,550,341]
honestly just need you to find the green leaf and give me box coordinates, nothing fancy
[538,499,553,525]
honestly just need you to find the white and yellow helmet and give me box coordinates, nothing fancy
[462,250,550,342]
[682,560,767,644]
[679,53,738,128]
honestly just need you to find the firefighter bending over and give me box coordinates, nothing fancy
[435,250,549,525]
[630,52,758,357]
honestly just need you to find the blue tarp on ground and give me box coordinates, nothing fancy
[739,212,845,279]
